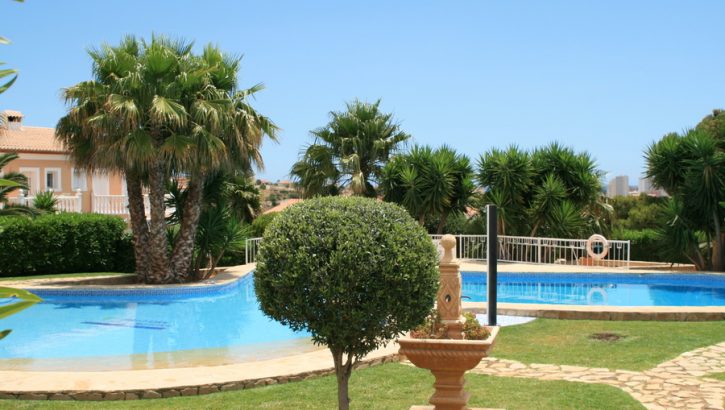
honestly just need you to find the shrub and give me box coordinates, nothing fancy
[250,212,279,237]
[255,197,439,410]
[0,213,134,276]
[612,228,688,264]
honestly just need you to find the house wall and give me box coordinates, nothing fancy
[1,151,125,213]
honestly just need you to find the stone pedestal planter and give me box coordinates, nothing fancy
[399,327,498,410]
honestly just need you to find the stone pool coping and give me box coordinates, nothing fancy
[459,261,724,275]
[1,264,255,290]
[0,343,400,400]
[463,302,725,321]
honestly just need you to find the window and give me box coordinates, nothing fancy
[44,168,61,191]
[71,168,87,191]
[18,167,39,194]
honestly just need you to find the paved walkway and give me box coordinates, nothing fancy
[471,342,725,410]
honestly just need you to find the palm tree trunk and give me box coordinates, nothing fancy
[713,210,723,271]
[125,173,150,283]
[688,241,708,271]
[171,177,204,281]
[436,211,449,234]
[146,161,171,283]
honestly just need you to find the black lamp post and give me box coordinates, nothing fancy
[486,204,498,326]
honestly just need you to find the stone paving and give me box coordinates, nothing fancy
[470,342,725,410]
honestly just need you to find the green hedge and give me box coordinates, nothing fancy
[0,213,134,276]
[612,228,688,264]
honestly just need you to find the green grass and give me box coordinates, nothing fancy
[1,363,643,410]
[492,319,725,371]
[0,272,130,282]
[710,372,725,381]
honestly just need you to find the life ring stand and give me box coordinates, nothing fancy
[586,234,609,260]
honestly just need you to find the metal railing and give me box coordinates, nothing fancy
[245,234,630,268]
[432,234,630,268]
[245,237,263,264]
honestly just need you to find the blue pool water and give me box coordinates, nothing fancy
[0,274,311,370]
[1,271,723,370]
[462,272,725,306]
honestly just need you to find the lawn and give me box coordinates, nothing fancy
[492,318,725,371]
[2,363,642,410]
[0,272,130,282]
[711,372,725,381]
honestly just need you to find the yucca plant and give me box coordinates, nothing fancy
[32,191,57,213]
[380,145,474,232]
[646,119,724,271]
[476,143,607,238]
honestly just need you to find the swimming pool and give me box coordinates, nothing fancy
[0,274,313,371]
[1,271,723,371]
[462,272,725,306]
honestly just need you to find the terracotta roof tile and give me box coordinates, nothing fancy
[0,126,66,153]
[263,198,302,214]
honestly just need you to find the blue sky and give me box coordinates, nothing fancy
[2,1,724,183]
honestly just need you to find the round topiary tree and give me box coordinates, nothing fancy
[255,196,439,410]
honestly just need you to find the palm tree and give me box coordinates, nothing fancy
[0,0,23,97]
[0,0,24,130]
[225,174,261,223]
[646,127,724,271]
[291,100,410,197]
[0,153,34,217]
[380,145,474,233]
[57,36,277,283]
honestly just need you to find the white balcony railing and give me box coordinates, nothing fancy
[92,195,127,215]
[7,189,83,213]
[92,194,153,216]
[6,190,157,217]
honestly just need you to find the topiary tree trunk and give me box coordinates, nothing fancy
[332,349,354,410]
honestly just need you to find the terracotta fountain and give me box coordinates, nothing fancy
[398,234,499,410]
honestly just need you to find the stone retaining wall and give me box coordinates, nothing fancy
[0,354,400,401]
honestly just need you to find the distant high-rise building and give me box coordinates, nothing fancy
[637,177,668,197]
[638,177,652,194]
[607,175,629,198]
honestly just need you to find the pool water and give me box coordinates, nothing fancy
[0,274,313,370]
[1,271,723,371]
[462,272,725,306]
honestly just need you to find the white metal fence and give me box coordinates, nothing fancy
[245,237,263,264]
[431,234,630,268]
[246,234,630,268]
